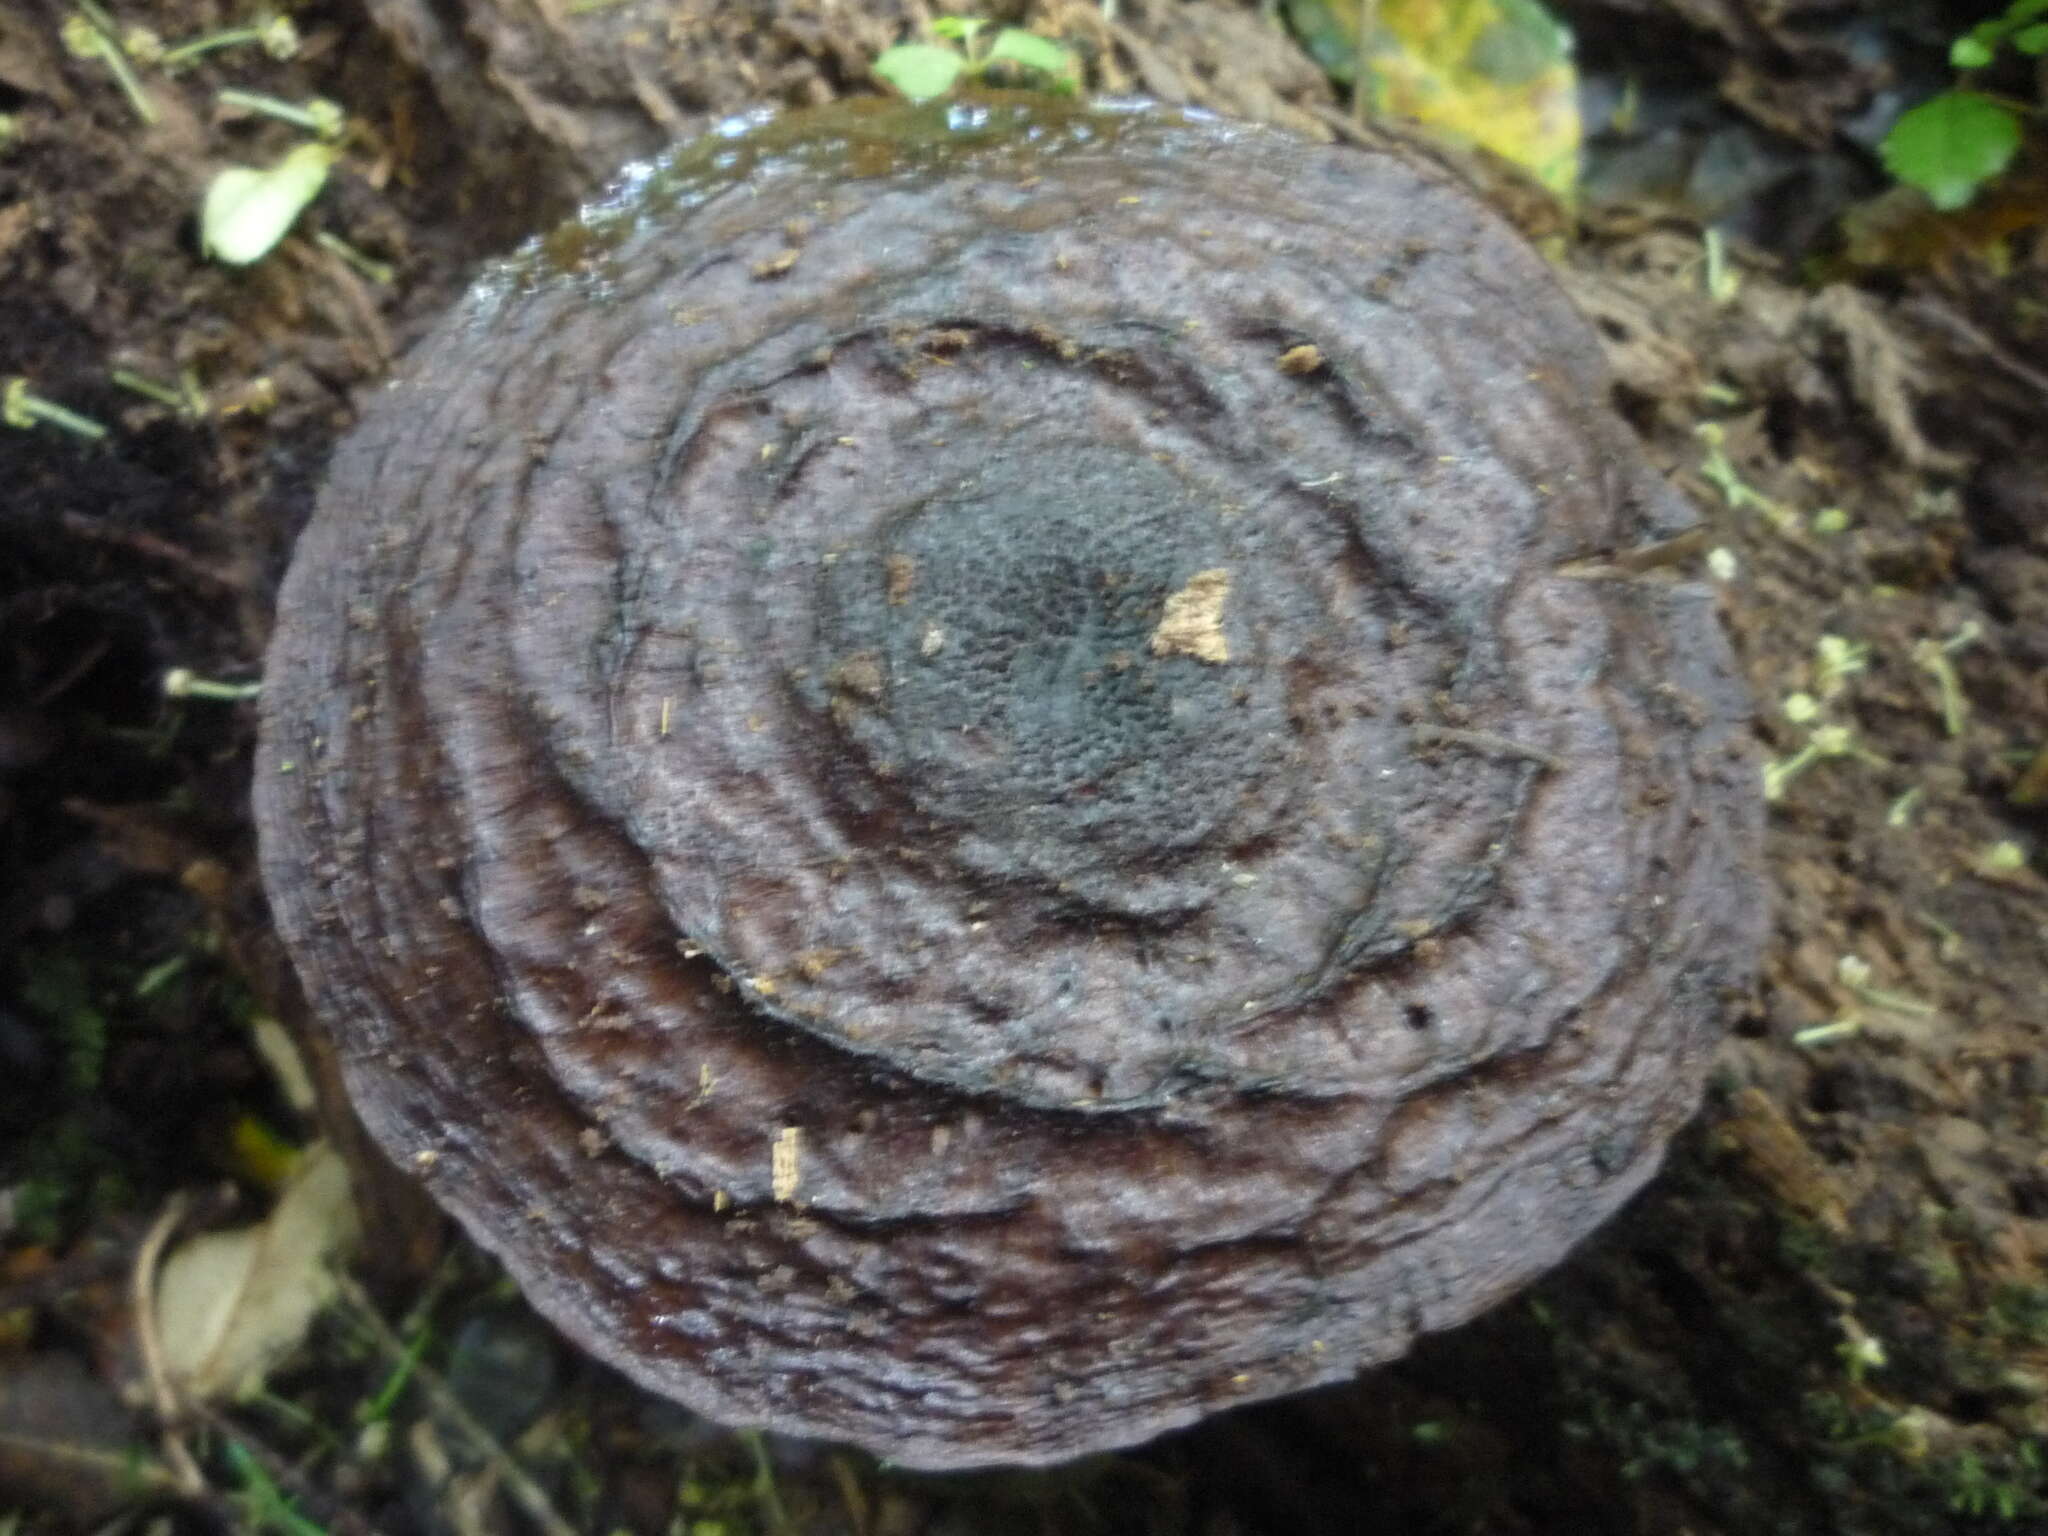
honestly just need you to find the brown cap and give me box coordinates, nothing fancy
[255,96,1765,1469]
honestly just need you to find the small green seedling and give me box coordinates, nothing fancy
[1792,1017,1862,1048]
[1952,0,2048,65]
[1836,1315,1888,1384]
[1695,422,1797,535]
[1882,92,2023,211]
[61,6,158,124]
[3,377,108,441]
[1911,621,1980,737]
[1918,910,1966,962]
[1701,228,1740,304]
[314,231,394,285]
[201,141,338,266]
[1835,954,1936,1019]
[1794,955,1936,1047]
[117,24,162,63]
[110,366,207,418]
[163,668,261,702]
[1975,839,2030,878]
[1812,634,1870,700]
[223,1440,328,1536]
[874,17,1080,102]
[1764,721,1884,802]
[160,12,299,69]
[216,88,346,140]
[1880,0,2043,210]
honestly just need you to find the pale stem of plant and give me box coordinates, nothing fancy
[1792,1017,1863,1048]
[1702,228,1740,303]
[1813,634,1870,698]
[62,7,159,124]
[110,367,208,418]
[1764,723,1883,801]
[161,14,299,68]
[1916,911,1965,961]
[164,668,262,702]
[1912,621,1981,737]
[1695,422,1799,534]
[315,231,395,285]
[3,377,109,441]
[215,88,345,139]
[1836,954,1936,1018]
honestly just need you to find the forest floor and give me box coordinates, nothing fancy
[2,0,2046,1532]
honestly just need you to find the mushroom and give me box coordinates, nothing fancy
[255,95,1766,1469]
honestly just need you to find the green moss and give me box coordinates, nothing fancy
[1776,1214,1837,1274]
[7,931,258,1245]
[10,1118,131,1248]
[1986,1284,2048,1347]
[20,948,108,1092]
[1934,1442,2045,1523]
[1568,1392,1751,1484]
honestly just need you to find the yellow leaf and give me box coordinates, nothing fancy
[1289,0,1581,200]
[153,1142,358,1402]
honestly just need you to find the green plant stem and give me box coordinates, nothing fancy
[62,9,159,124]
[314,231,394,285]
[163,668,261,702]
[216,88,344,139]
[4,377,108,440]
[161,25,262,66]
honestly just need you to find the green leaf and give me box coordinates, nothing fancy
[1949,34,1995,68]
[1879,91,2022,211]
[2014,21,2048,52]
[984,28,1075,84]
[1469,0,1573,87]
[201,142,337,265]
[1282,0,1363,83]
[929,16,985,44]
[873,42,965,101]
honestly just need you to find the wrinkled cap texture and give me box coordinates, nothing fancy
[255,95,1766,1469]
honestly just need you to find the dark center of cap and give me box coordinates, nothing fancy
[806,447,1298,919]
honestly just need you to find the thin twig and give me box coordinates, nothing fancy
[1902,295,2048,401]
[335,1275,579,1536]
[131,1190,208,1495]
[59,510,244,593]
[1555,527,1712,580]
[1410,724,1566,773]
[192,1401,341,1530]
[0,1430,180,1491]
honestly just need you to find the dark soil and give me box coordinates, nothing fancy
[3,0,2045,1532]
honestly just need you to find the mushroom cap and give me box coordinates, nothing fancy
[256,96,1766,1469]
